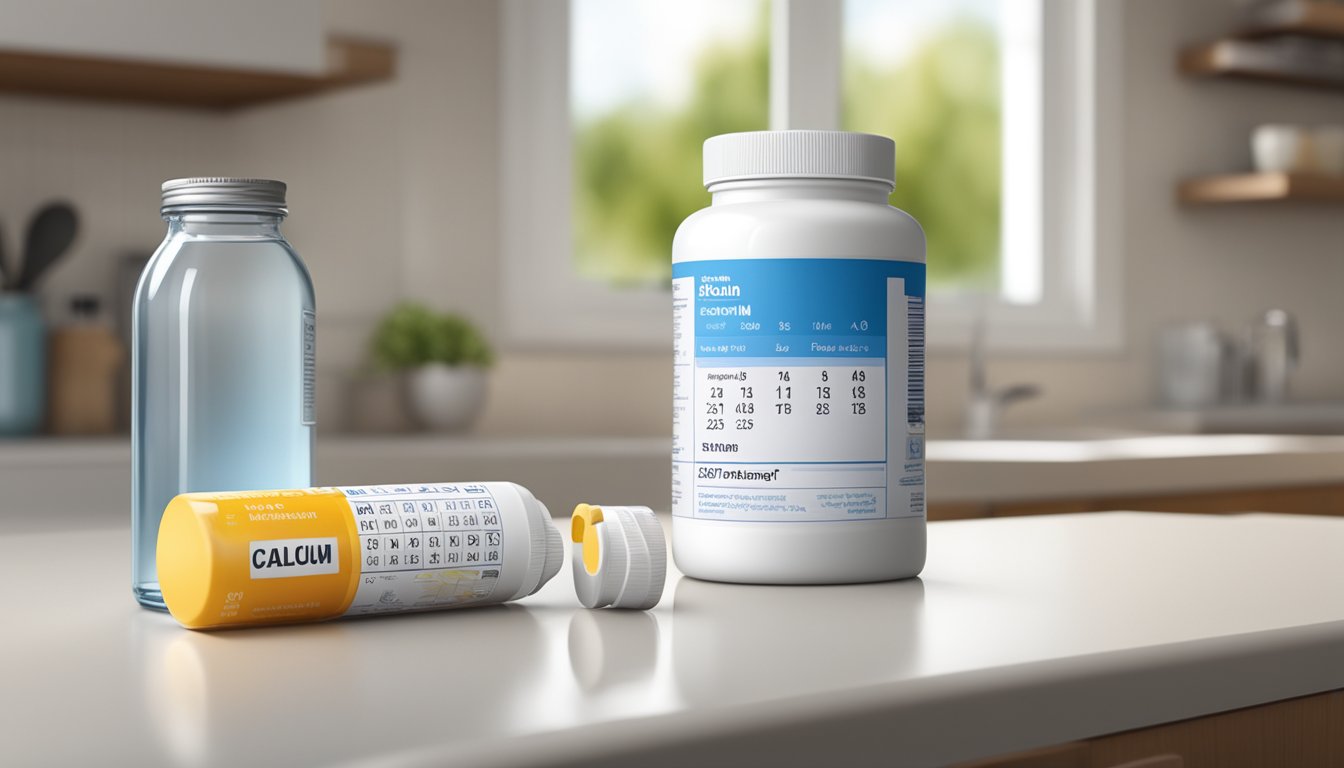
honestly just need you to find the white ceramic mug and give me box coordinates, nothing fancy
[1252,124,1304,174]
[1157,323,1228,409]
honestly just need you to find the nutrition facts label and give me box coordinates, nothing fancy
[672,258,925,523]
[339,484,503,616]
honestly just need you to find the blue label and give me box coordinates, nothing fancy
[671,257,926,523]
[672,258,925,359]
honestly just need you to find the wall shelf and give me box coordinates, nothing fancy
[1177,3,1344,205]
[1239,0,1344,39]
[1178,172,1344,204]
[1179,41,1344,91]
[1179,1,1344,91]
[0,36,395,110]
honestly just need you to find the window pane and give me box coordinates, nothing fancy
[571,0,769,287]
[843,0,1001,292]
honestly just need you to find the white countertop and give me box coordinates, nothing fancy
[4,512,1343,767]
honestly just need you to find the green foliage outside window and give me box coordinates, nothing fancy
[572,8,1000,291]
[573,10,769,286]
[844,20,1001,289]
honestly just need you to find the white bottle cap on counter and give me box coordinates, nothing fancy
[571,504,667,610]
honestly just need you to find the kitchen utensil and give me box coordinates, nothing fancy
[15,203,78,292]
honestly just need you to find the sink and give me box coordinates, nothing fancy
[932,426,1156,441]
[1131,402,1344,435]
[928,432,1344,463]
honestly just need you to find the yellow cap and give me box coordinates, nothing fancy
[156,489,360,630]
[156,496,219,628]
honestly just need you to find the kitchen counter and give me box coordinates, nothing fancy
[3,512,1343,767]
[929,432,1344,503]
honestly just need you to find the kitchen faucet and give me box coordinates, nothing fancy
[965,313,1040,439]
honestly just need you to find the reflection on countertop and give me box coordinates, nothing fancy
[135,605,551,768]
[672,577,924,706]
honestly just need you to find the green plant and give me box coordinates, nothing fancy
[370,303,494,370]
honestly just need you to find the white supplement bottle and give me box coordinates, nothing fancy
[672,130,926,584]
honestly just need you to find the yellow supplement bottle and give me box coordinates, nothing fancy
[157,481,563,630]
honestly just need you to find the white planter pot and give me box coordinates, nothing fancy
[406,364,489,432]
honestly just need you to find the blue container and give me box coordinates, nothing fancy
[0,294,46,435]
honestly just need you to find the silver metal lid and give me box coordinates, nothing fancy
[160,177,288,216]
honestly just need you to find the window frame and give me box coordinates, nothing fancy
[499,0,1122,352]
[919,0,1124,352]
[500,0,672,348]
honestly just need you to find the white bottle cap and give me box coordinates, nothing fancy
[702,130,896,189]
[571,504,667,610]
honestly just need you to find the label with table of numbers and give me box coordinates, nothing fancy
[338,483,504,616]
[672,258,925,523]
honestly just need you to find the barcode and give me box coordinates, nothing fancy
[302,310,316,425]
[906,296,924,426]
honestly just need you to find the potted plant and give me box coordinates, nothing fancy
[370,303,494,432]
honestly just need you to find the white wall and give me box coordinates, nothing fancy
[8,0,1344,440]
[0,0,323,73]
[0,0,670,437]
[0,99,228,309]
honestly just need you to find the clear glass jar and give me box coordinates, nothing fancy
[132,178,315,610]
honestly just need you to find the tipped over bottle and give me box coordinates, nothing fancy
[157,481,564,630]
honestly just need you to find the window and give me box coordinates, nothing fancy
[502,0,1120,350]
[843,0,1002,295]
[572,0,768,287]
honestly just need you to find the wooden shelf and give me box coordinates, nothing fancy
[1179,1,1344,92]
[1180,40,1344,91]
[1239,0,1344,40]
[1179,172,1344,204]
[0,36,395,110]
[1178,2,1344,207]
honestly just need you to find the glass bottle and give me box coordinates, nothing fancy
[132,178,315,610]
